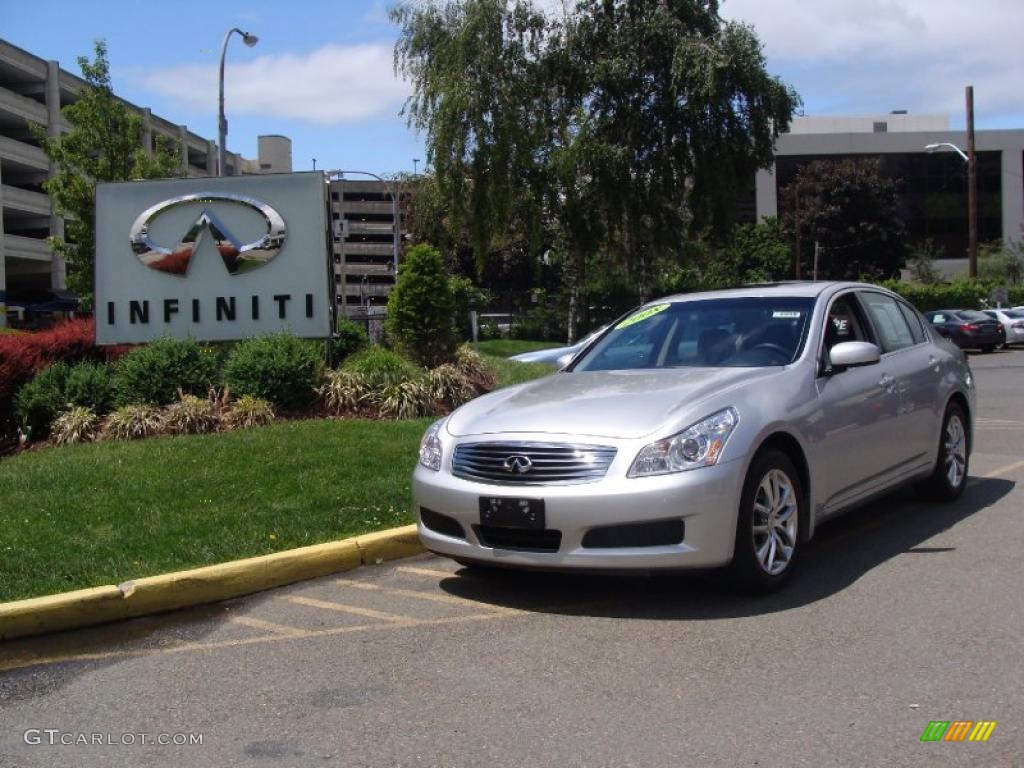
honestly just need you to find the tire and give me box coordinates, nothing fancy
[916,402,969,502]
[727,450,803,594]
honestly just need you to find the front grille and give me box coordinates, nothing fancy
[581,519,685,549]
[473,525,562,553]
[452,442,617,485]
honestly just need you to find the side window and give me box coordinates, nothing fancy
[930,313,946,324]
[860,292,915,352]
[824,294,869,351]
[896,301,926,344]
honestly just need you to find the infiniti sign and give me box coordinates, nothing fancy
[503,455,533,474]
[95,172,331,345]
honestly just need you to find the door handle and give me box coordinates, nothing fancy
[878,374,896,391]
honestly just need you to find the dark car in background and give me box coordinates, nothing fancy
[924,309,1005,353]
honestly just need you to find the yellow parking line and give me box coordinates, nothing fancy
[228,615,309,637]
[0,610,519,674]
[397,566,459,579]
[284,595,414,623]
[981,458,1024,478]
[335,578,519,613]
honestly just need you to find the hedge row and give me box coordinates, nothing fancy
[879,280,1024,312]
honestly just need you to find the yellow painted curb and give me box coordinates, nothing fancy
[0,524,424,642]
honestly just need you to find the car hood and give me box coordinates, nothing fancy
[447,367,781,439]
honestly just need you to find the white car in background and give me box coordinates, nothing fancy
[509,325,609,368]
[982,308,1024,347]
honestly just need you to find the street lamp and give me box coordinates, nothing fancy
[924,142,968,163]
[923,139,977,277]
[218,27,258,177]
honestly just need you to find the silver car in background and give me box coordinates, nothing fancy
[414,282,975,592]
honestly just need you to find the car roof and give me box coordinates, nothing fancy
[657,281,876,304]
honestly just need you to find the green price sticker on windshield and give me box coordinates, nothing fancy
[615,303,669,330]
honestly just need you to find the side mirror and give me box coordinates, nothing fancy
[828,341,881,372]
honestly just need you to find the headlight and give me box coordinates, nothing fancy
[629,408,738,478]
[418,418,445,471]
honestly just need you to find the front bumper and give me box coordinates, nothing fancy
[412,453,747,571]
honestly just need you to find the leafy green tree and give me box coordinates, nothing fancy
[391,0,798,341]
[780,158,907,281]
[702,218,792,288]
[386,244,457,366]
[31,40,181,300]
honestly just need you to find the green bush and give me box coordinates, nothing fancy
[222,333,323,410]
[880,280,1024,312]
[113,337,218,406]
[14,362,70,436]
[328,318,370,365]
[341,346,422,389]
[65,362,114,415]
[386,243,457,366]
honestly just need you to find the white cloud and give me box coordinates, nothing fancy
[719,0,1024,123]
[142,43,410,125]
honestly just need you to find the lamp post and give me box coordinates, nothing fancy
[218,27,258,177]
[925,139,977,278]
[327,169,401,277]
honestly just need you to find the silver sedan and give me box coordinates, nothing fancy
[414,282,975,592]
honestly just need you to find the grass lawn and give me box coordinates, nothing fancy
[476,339,559,357]
[0,355,554,602]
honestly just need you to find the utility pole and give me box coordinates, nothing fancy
[813,241,821,281]
[792,185,802,280]
[966,85,978,279]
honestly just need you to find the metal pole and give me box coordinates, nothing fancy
[966,85,978,279]
[217,29,233,177]
[793,185,802,280]
[813,241,820,281]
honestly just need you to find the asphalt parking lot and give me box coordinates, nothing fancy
[2,349,1023,767]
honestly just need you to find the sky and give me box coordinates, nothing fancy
[2,0,1022,176]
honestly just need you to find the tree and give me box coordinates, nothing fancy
[391,0,797,340]
[31,40,181,300]
[779,158,906,281]
[386,244,457,366]
[702,218,792,288]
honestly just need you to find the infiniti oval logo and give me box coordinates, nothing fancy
[503,455,533,474]
[129,192,287,276]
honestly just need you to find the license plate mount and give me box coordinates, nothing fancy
[479,497,545,529]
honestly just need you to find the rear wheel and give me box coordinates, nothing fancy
[728,451,803,594]
[916,402,969,501]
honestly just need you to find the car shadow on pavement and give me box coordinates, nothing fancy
[436,476,1014,621]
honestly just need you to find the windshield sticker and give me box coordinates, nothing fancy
[772,311,802,319]
[616,303,669,330]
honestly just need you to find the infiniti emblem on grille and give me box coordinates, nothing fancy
[503,455,533,474]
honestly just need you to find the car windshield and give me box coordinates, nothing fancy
[1004,309,1024,319]
[572,297,814,371]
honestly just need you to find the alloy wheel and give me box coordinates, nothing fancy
[751,469,798,576]
[944,414,967,489]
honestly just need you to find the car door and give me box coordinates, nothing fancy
[857,291,937,475]
[811,292,905,515]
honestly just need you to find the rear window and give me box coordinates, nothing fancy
[955,310,990,322]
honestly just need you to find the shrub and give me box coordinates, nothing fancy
[385,243,457,366]
[318,370,373,414]
[454,345,496,391]
[372,380,436,420]
[224,395,276,430]
[162,394,220,435]
[53,406,99,446]
[328,318,370,365]
[0,318,98,429]
[113,337,218,406]
[103,404,163,441]
[427,364,477,409]
[880,280,1024,312]
[222,333,323,410]
[342,347,422,389]
[14,363,70,436]
[65,362,114,414]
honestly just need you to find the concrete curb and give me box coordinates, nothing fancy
[0,524,424,642]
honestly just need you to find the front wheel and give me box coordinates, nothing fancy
[916,402,969,501]
[728,451,803,594]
